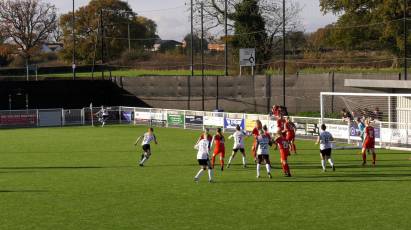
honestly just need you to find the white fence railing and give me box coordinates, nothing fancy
[0,106,410,150]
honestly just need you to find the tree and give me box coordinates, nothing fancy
[0,33,12,66]
[231,0,268,64]
[319,0,411,55]
[286,31,307,55]
[0,0,57,64]
[59,0,158,64]
[183,33,209,54]
[307,25,335,51]
[190,0,301,64]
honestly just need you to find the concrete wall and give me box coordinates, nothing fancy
[0,73,404,113]
[116,73,402,113]
[0,80,149,110]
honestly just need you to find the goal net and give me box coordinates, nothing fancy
[320,92,411,150]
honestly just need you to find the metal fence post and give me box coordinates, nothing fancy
[36,109,39,127]
[61,109,65,127]
[81,108,85,125]
[119,106,122,124]
[380,122,383,147]
[184,110,187,130]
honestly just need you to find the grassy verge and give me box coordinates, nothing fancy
[265,67,411,75]
[39,69,225,78]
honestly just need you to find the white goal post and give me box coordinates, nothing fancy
[320,92,411,151]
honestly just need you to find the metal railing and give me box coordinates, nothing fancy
[0,106,410,150]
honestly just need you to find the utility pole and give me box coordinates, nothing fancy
[72,0,76,80]
[404,0,408,80]
[224,0,228,76]
[188,0,194,110]
[100,9,105,79]
[282,0,286,107]
[201,2,205,111]
[191,0,194,77]
[128,22,131,52]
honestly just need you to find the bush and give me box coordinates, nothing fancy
[120,49,150,65]
[8,55,26,67]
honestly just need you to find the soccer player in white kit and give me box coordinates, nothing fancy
[194,138,213,183]
[96,106,109,127]
[134,127,158,167]
[256,130,272,179]
[227,125,248,168]
[316,124,336,172]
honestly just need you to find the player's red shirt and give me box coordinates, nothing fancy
[277,119,285,131]
[252,127,259,137]
[275,136,289,151]
[275,136,290,160]
[213,134,226,155]
[365,126,375,142]
[285,121,295,135]
[213,134,225,148]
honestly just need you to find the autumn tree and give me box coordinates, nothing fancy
[190,0,301,64]
[59,0,158,64]
[0,0,57,65]
[319,0,411,55]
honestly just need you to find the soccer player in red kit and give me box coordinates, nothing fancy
[277,115,286,134]
[211,128,226,171]
[284,116,297,154]
[251,120,263,162]
[272,105,281,118]
[362,119,376,166]
[274,131,292,177]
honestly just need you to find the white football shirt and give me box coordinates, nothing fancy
[229,130,247,149]
[196,139,210,160]
[142,132,156,146]
[319,131,333,150]
[256,135,270,155]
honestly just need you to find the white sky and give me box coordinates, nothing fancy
[47,0,337,41]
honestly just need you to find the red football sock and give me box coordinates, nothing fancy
[211,156,216,168]
[281,164,286,173]
[292,144,297,153]
[362,151,367,162]
[220,159,224,167]
[284,163,290,174]
[372,153,376,164]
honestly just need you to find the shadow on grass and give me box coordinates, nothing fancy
[2,150,133,155]
[287,163,411,170]
[299,173,411,178]
[0,170,40,174]
[218,177,411,184]
[0,190,48,193]
[217,169,411,184]
[0,166,135,171]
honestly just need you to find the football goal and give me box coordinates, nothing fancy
[320,92,411,151]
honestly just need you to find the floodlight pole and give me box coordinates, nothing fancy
[282,0,286,107]
[188,0,194,110]
[128,22,131,52]
[224,0,228,76]
[404,0,408,80]
[191,0,194,77]
[72,0,76,80]
[201,2,205,111]
[100,9,105,79]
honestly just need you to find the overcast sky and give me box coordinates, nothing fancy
[47,0,337,41]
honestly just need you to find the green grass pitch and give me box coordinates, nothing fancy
[0,125,410,230]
